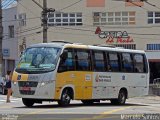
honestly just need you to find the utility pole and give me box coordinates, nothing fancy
[32,0,55,43]
[0,0,2,75]
[42,0,47,43]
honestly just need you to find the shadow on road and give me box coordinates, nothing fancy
[14,102,148,109]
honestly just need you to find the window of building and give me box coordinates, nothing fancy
[75,50,91,71]
[121,53,133,72]
[93,51,106,72]
[48,12,83,26]
[93,11,136,26]
[148,12,160,24]
[8,25,14,38]
[114,44,136,49]
[19,13,26,26]
[147,44,160,50]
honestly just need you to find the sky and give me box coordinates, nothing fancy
[2,0,17,9]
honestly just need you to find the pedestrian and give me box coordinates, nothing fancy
[5,70,12,103]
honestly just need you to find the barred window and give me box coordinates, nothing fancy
[48,12,82,26]
[93,11,136,26]
[147,44,160,50]
[114,44,136,49]
[18,13,26,26]
[148,12,160,24]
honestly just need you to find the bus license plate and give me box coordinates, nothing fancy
[20,87,31,91]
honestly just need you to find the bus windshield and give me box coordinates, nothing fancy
[15,47,61,74]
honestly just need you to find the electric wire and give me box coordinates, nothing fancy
[58,0,83,11]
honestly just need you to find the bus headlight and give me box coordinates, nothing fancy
[13,82,17,85]
[41,82,45,86]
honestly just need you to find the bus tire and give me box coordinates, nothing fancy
[22,98,34,107]
[81,100,94,105]
[110,90,126,105]
[58,89,71,106]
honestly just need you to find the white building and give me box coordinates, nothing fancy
[16,0,160,82]
[2,6,19,76]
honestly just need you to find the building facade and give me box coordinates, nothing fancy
[17,0,160,83]
[2,6,19,76]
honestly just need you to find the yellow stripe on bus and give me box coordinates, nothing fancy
[55,71,93,100]
[12,71,28,81]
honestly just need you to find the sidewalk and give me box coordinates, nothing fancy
[128,95,160,104]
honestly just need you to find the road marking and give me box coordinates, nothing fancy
[28,109,50,114]
[0,105,12,109]
[90,106,131,120]
[102,106,131,114]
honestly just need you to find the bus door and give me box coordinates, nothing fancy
[55,48,76,99]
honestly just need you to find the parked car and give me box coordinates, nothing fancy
[0,76,7,95]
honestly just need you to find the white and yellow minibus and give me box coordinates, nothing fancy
[12,41,149,107]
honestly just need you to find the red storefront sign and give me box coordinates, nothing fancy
[96,28,134,44]
[105,35,134,44]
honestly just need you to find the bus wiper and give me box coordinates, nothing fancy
[36,55,48,68]
[16,68,32,74]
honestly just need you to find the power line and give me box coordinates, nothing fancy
[58,0,83,11]
[17,0,40,18]
[126,0,150,11]
[49,25,160,36]
[145,1,160,10]
[82,23,160,29]
[3,25,42,39]
[48,30,160,41]
[32,0,55,43]
[1,16,40,23]
[17,26,42,34]
[2,30,43,41]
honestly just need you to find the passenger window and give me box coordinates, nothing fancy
[76,50,91,71]
[133,54,144,73]
[108,53,120,72]
[122,53,133,72]
[58,49,75,72]
[93,51,105,72]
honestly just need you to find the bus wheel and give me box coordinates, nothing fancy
[110,90,126,105]
[81,100,94,105]
[58,89,71,106]
[22,98,34,107]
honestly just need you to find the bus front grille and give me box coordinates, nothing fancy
[18,81,38,95]
[18,81,38,87]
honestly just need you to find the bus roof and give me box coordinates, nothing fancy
[28,41,145,54]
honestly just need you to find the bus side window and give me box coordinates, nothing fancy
[58,49,75,72]
[75,50,91,71]
[133,54,144,73]
[92,51,105,72]
[121,53,133,72]
[108,52,120,72]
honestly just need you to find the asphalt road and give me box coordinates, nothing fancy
[0,95,160,120]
